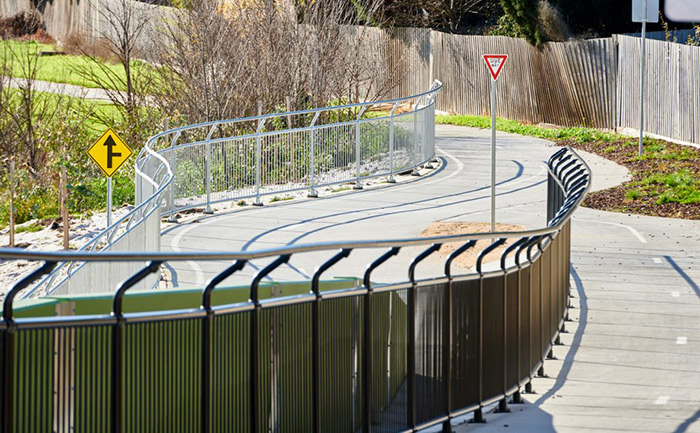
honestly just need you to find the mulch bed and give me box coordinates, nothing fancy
[556,137,700,220]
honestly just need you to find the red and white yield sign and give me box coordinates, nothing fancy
[482,54,508,80]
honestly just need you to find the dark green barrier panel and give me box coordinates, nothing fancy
[211,312,251,433]
[481,274,505,403]
[450,278,479,412]
[123,318,202,433]
[12,328,53,433]
[518,265,532,381]
[505,269,520,388]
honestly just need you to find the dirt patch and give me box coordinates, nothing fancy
[420,222,526,272]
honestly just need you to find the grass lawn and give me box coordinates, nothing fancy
[1,40,136,92]
[437,114,700,220]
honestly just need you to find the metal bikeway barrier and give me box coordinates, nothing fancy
[0,147,589,433]
[25,82,443,298]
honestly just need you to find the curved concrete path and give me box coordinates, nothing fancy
[163,124,700,432]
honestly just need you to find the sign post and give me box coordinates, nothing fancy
[482,54,508,233]
[87,128,132,228]
[632,0,659,156]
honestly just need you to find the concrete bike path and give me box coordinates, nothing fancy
[163,124,700,432]
[161,124,623,289]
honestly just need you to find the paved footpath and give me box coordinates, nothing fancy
[163,124,700,432]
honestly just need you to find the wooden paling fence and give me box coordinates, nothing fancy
[375,29,700,145]
[3,0,699,144]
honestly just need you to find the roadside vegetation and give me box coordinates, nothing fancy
[437,114,700,220]
[0,40,131,91]
[0,0,395,235]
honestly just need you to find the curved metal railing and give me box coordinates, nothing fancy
[25,82,443,298]
[0,147,590,433]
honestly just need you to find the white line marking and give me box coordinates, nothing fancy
[653,258,662,264]
[654,396,670,405]
[170,225,206,288]
[677,337,688,345]
[671,291,680,298]
[573,218,648,244]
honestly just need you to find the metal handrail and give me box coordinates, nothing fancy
[25,83,442,298]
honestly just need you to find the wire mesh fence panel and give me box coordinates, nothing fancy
[392,112,417,172]
[260,130,312,195]
[210,137,257,203]
[414,282,447,425]
[359,118,392,179]
[172,145,207,210]
[314,123,356,186]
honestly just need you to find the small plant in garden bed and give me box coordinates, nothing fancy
[269,196,293,203]
[437,114,700,220]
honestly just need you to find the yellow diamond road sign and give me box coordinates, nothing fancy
[87,128,132,177]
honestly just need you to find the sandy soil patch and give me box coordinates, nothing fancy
[420,221,526,273]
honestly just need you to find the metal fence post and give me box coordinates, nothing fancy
[201,260,247,433]
[308,112,321,198]
[407,244,442,429]
[204,124,216,214]
[411,96,424,176]
[254,118,267,206]
[2,261,57,433]
[388,102,400,184]
[311,250,352,433]
[363,248,401,432]
[355,107,368,190]
[166,130,181,223]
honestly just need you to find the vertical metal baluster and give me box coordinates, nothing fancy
[308,112,321,198]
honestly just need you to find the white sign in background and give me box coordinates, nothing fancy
[632,0,660,23]
[665,0,700,22]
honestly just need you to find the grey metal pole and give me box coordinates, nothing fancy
[388,102,399,183]
[354,116,363,190]
[639,1,647,157]
[491,78,497,233]
[254,118,266,206]
[309,112,320,198]
[107,177,112,228]
[204,141,213,214]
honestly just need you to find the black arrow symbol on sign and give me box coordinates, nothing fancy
[103,135,122,169]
